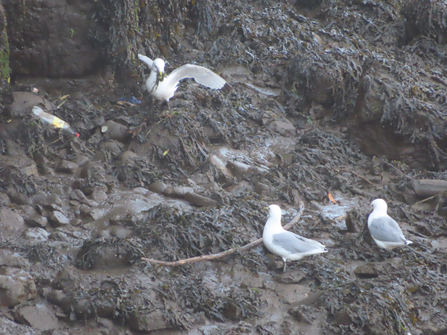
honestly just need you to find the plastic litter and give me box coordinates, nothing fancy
[32,106,80,137]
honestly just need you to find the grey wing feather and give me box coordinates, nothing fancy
[368,217,406,243]
[138,54,154,69]
[166,64,226,89]
[272,231,325,254]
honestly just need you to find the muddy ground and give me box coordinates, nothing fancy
[1,0,447,334]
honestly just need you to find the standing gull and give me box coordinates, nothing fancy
[263,205,328,272]
[367,199,413,249]
[138,54,226,103]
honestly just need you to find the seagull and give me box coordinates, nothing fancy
[263,204,328,272]
[367,199,413,249]
[138,54,226,103]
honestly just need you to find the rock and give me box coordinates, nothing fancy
[109,225,131,239]
[184,192,219,207]
[0,208,26,236]
[268,120,297,136]
[210,155,233,178]
[6,188,31,205]
[72,155,90,167]
[0,267,37,307]
[80,162,106,181]
[149,181,168,194]
[25,214,48,228]
[92,189,107,202]
[164,185,194,197]
[0,250,29,269]
[104,120,129,142]
[47,194,63,206]
[224,301,243,320]
[0,316,38,335]
[9,92,53,118]
[48,211,70,227]
[120,150,138,163]
[127,309,172,332]
[227,160,251,178]
[411,179,447,198]
[354,263,379,278]
[24,228,50,243]
[254,181,272,195]
[57,160,79,174]
[99,140,124,156]
[277,270,306,284]
[15,304,58,331]
[0,192,11,206]
[5,1,108,78]
[0,154,38,176]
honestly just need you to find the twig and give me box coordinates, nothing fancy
[338,167,374,185]
[141,201,305,266]
[385,162,416,181]
[413,189,447,205]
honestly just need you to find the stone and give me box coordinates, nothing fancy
[0,208,26,236]
[24,228,50,243]
[104,120,129,142]
[149,181,168,194]
[226,160,251,178]
[127,309,171,332]
[57,160,79,174]
[25,214,48,228]
[16,304,58,331]
[119,150,139,164]
[354,263,380,278]
[92,189,107,202]
[0,267,37,307]
[48,211,70,227]
[184,192,219,207]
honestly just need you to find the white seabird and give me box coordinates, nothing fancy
[138,54,226,102]
[367,199,413,249]
[263,204,328,272]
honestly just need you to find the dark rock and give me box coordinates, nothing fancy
[184,192,219,207]
[99,140,125,156]
[57,160,79,174]
[354,263,380,278]
[4,1,108,78]
[48,211,70,227]
[411,179,447,198]
[127,309,172,332]
[120,150,138,163]
[104,120,130,142]
[224,301,243,320]
[6,188,31,205]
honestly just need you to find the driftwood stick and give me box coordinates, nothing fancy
[141,201,305,266]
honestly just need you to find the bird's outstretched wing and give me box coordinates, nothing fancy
[166,64,226,90]
[138,54,154,69]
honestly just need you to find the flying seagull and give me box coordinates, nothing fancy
[263,204,328,272]
[138,54,226,103]
[367,199,413,249]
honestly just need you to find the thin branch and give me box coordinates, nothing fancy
[141,201,305,266]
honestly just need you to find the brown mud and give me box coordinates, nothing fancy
[1,0,447,334]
